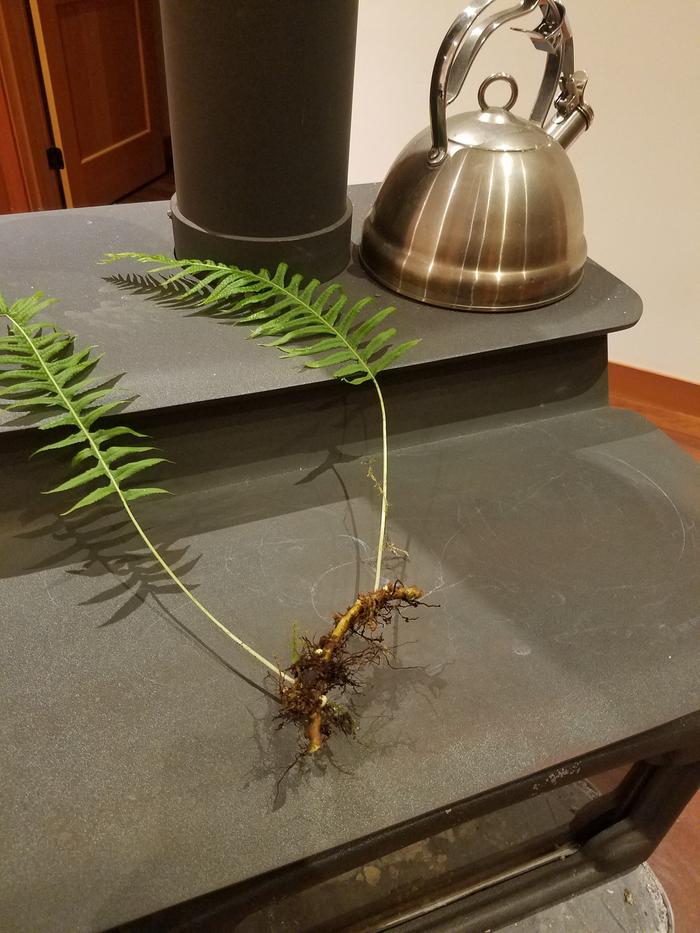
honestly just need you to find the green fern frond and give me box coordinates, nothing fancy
[1,289,290,683]
[102,252,420,590]
[0,292,169,514]
[102,253,420,385]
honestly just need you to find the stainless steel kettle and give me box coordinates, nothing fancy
[360,0,594,312]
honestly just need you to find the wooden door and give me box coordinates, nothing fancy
[29,0,166,207]
[0,0,64,213]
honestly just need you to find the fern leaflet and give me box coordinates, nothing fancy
[0,292,168,513]
[102,253,419,386]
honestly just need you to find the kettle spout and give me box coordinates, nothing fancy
[545,70,594,150]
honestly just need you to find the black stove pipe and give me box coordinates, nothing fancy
[160,0,359,280]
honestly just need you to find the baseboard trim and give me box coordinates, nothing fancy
[609,363,700,418]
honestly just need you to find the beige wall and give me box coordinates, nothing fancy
[350,0,700,383]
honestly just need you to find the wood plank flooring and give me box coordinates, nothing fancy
[115,168,174,204]
[610,362,700,461]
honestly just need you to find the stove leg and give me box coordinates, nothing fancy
[575,756,700,873]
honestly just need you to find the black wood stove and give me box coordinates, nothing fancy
[1,2,698,930]
[1,187,698,931]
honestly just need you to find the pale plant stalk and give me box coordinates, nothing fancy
[118,499,293,683]
[9,314,293,686]
[371,376,389,590]
[230,272,392,591]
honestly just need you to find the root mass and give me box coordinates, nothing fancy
[279,582,424,753]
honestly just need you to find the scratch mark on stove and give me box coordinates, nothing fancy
[504,471,566,512]
[43,575,61,610]
[310,560,357,619]
[338,534,369,556]
[598,452,687,562]
[424,524,465,598]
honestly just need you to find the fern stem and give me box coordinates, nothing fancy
[117,498,292,682]
[371,376,389,590]
[7,315,293,686]
[239,272,392,589]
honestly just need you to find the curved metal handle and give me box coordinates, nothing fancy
[428,0,540,165]
[428,0,579,165]
[446,1,543,106]
[513,0,573,125]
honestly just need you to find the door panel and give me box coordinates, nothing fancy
[0,76,30,213]
[0,0,64,213]
[29,0,165,206]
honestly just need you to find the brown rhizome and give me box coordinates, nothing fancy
[279,583,425,753]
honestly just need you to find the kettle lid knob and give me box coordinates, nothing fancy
[477,73,519,112]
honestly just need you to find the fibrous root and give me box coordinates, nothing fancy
[279,581,424,753]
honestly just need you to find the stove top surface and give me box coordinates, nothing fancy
[2,403,698,932]
[0,185,641,432]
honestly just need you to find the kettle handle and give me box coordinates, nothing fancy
[428,0,575,165]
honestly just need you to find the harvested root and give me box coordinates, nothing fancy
[279,582,424,753]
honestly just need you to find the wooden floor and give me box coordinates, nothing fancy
[118,173,699,930]
[610,362,700,461]
[115,169,175,204]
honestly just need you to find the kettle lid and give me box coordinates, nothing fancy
[448,73,552,153]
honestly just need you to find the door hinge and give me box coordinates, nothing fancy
[46,146,64,171]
